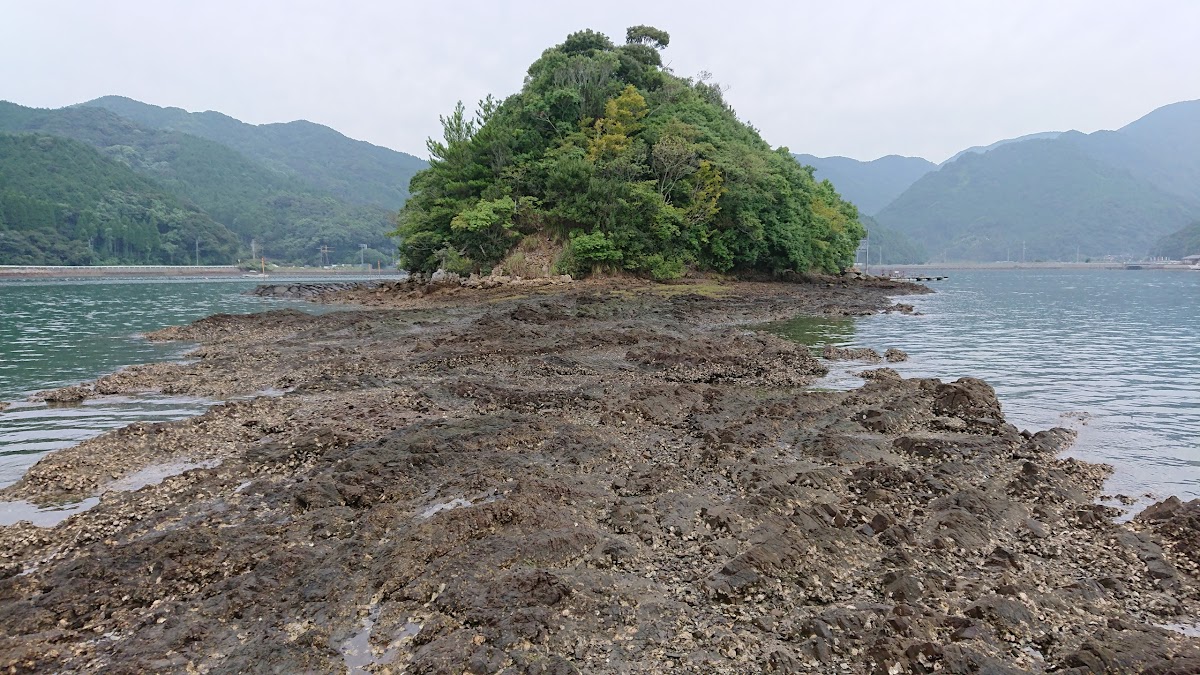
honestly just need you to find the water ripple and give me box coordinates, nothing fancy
[775,268,1200,501]
[0,276,358,488]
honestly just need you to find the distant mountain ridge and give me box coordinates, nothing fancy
[81,96,427,210]
[941,131,1063,165]
[792,153,936,216]
[0,99,417,264]
[873,99,1200,261]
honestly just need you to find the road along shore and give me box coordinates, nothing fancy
[1,276,1197,673]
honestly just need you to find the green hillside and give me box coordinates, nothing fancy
[0,133,239,265]
[792,154,935,215]
[875,136,1197,261]
[0,101,398,265]
[1150,221,1200,259]
[398,27,864,278]
[82,96,427,210]
[860,216,927,265]
[873,100,1200,261]
[1083,99,1200,204]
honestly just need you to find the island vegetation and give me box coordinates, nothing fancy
[395,27,865,279]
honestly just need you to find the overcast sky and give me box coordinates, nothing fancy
[2,0,1198,163]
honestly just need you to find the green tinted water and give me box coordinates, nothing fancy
[0,277,339,486]
[2,271,1197,504]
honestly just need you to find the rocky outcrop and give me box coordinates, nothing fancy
[0,279,1196,673]
[823,345,883,362]
[32,384,93,403]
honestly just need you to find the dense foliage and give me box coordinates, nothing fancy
[0,101,399,265]
[395,28,864,278]
[83,96,428,210]
[0,133,239,264]
[1150,220,1200,259]
[859,216,928,265]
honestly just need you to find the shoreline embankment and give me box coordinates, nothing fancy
[0,276,1197,673]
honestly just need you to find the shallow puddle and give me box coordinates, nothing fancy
[0,458,221,527]
[339,605,415,673]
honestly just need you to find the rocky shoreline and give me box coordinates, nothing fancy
[1,276,1198,673]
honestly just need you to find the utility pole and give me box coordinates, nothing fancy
[319,245,332,268]
[195,237,200,266]
[863,230,870,275]
[1022,240,1026,264]
[360,243,367,267]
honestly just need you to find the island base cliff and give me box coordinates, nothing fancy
[1,278,1198,674]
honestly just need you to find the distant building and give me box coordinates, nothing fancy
[1184,254,1200,264]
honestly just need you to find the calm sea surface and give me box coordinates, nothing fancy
[770,268,1200,503]
[1,270,1197,505]
[0,277,353,488]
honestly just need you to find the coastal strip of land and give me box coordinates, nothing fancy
[0,276,1197,673]
[0,265,406,279]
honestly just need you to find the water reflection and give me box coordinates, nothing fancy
[761,315,857,349]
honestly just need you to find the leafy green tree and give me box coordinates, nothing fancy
[394,27,865,279]
[626,26,670,49]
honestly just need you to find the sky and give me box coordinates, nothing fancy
[2,0,1198,163]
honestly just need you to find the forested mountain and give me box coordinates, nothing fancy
[0,101,399,264]
[941,131,1063,165]
[396,27,864,278]
[1150,221,1200,259]
[82,96,427,210]
[875,136,1197,261]
[792,154,936,215]
[859,216,928,265]
[874,100,1200,261]
[1081,99,1200,203]
[0,133,239,265]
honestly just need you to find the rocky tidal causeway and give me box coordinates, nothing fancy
[1,277,1198,673]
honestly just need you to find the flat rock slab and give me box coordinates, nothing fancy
[0,279,1196,674]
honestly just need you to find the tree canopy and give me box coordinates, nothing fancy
[0,133,239,265]
[0,101,403,265]
[394,27,864,278]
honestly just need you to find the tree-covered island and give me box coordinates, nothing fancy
[395,27,865,279]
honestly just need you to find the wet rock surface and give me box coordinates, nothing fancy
[1,278,1197,674]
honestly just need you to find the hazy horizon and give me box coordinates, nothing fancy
[2,0,1198,163]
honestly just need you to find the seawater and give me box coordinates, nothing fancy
[769,268,1200,502]
[1,271,1197,505]
[0,277,350,488]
